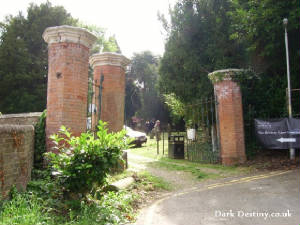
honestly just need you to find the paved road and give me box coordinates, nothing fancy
[134,169,300,225]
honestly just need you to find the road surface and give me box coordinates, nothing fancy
[133,169,300,225]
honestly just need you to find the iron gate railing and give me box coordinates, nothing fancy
[185,97,221,163]
[87,72,104,132]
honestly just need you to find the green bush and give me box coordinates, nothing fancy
[34,110,46,169]
[45,121,129,194]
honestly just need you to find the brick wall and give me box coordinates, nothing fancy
[0,112,42,126]
[0,125,34,198]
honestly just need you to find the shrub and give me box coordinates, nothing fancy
[45,121,130,194]
[34,110,46,169]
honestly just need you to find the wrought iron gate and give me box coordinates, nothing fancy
[87,73,104,132]
[185,96,220,163]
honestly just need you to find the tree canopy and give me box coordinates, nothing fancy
[0,1,122,114]
[159,0,300,154]
[125,51,169,125]
[159,0,299,117]
[0,1,77,113]
[158,0,245,104]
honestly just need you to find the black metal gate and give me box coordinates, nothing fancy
[87,73,104,132]
[185,97,220,163]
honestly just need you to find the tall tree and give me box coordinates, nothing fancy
[0,2,122,114]
[126,51,169,124]
[230,0,300,117]
[0,1,77,113]
[158,0,245,125]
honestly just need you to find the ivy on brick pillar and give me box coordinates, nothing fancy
[208,69,246,165]
[43,26,97,152]
[89,53,130,132]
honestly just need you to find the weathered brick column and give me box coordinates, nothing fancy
[43,26,96,151]
[89,52,130,132]
[208,69,246,165]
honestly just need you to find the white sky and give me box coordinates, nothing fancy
[0,0,176,57]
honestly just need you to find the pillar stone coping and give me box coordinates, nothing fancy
[42,25,97,49]
[208,69,244,84]
[89,52,131,70]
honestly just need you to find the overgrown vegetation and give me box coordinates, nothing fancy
[158,0,300,156]
[45,121,129,194]
[34,110,46,169]
[125,51,170,125]
[0,168,171,225]
[1,121,171,225]
[0,175,138,225]
[0,1,123,114]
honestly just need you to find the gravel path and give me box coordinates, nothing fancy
[127,151,208,190]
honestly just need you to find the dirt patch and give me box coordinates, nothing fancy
[147,167,198,190]
[244,149,300,171]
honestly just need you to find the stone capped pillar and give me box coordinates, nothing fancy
[89,52,130,132]
[43,25,96,151]
[208,69,246,165]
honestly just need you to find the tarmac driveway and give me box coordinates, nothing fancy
[134,169,300,225]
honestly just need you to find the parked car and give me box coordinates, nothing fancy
[124,125,147,147]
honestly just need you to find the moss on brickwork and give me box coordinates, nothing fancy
[208,69,257,85]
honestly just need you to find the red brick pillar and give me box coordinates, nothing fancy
[89,53,130,132]
[208,69,246,165]
[43,26,96,151]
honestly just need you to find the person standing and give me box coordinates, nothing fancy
[153,120,161,154]
[153,120,161,141]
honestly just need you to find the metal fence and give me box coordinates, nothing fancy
[168,97,221,163]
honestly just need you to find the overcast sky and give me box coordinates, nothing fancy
[0,0,177,57]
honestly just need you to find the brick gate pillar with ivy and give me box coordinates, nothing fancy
[208,69,246,165]
[43,25,96,152]
[89,53,130,132]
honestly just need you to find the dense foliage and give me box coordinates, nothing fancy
[45,121,129,194]
[159,0,300,155]
[0,2,122,114]
[230,0,300,118]
[34,110,47,169]
[0,175,137,225]
[0,2,77,113]
[126,51,170,125]
[158,0,245,104]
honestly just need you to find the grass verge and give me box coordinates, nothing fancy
[0,171,171,225]
[129,136,252,180]
[0,169,170,225]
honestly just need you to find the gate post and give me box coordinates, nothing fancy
[208,69,246,165]
[43,26,96,152]
[89,53,130,132]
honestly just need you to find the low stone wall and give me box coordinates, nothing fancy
[0,112,42,126]
[0,125,35,198]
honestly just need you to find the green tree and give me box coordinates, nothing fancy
[158,0,245,105]
[78,23,121,54]
[125,77,142,124]
[0,1,77,113]
[230,0,300,117]
[0,2,122,114]
[229,0,300,155]
[126,51,169,124]
[103,35,121,53]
